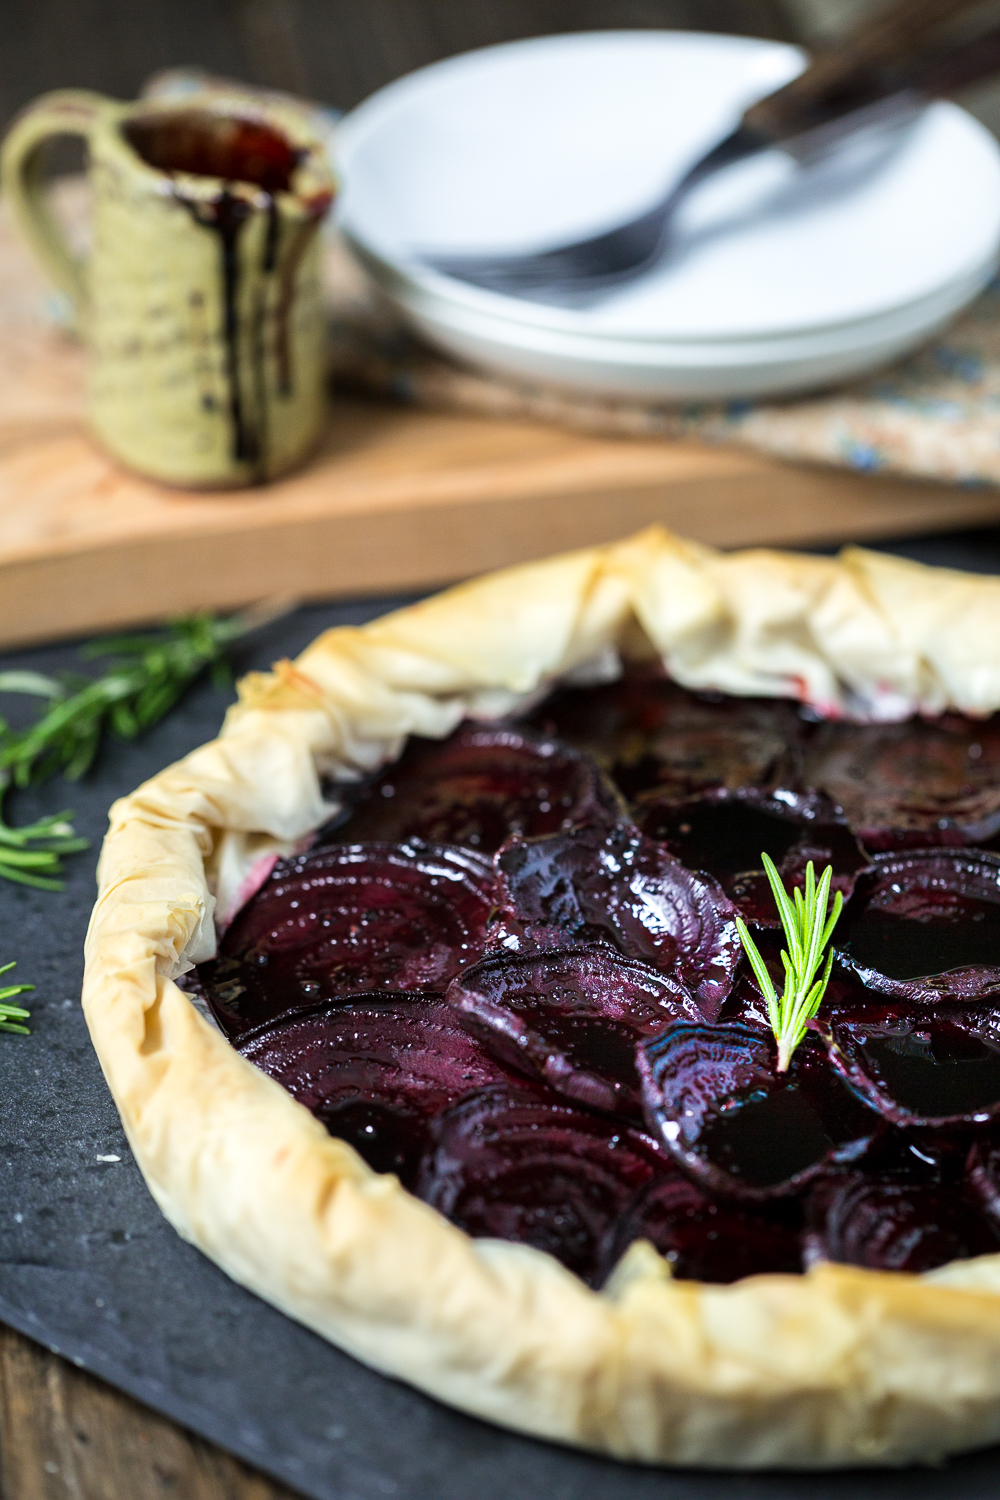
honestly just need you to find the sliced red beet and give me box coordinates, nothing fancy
[447,945,702,1118]
[639,789,803,874]
[527,673,803,802]
[638,1023,876,1199]
[417,1083,668,1285]
[823,999,1000,1128]
[329,723,623,853]
[600,1174,804,1284]
[494,822,740,1018]
[804,715,1000,851]
[803,1170,1000,1272]
[716,955,779,1033]
[638,789,870,926]
[199,841,496,1038]
[833,850,1000,1002]
[964,1134,1000,1227]
[238,993,516,1186]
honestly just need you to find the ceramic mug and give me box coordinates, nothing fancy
[0,88,336,487]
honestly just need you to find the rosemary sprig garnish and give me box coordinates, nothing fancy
[0,961,33,1035]
[735,854,843,1073]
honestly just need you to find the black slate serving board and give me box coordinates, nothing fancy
[5,532,1000,1500]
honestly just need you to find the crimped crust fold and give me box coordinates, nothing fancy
[83,526,1000,1468]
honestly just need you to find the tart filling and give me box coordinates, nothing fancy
[197,672,1000,1288]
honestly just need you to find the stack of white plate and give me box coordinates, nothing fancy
[335,31,1000,402]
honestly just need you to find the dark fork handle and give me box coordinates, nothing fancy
[915,18,1000,97]
[745,0,988,139]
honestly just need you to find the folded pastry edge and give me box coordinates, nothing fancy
[82,524,1000,1468]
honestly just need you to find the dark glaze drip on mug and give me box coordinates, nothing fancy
[174,184,324,475]
[174,190,259,472]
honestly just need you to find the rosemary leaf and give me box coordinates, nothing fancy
[0,671,64,699]
[0,803,88,890]
[0,961,33,1035]
[737,853,843,1073]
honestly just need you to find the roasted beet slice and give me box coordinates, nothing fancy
[418,1084,668,1284]
[199,842,495,1038]
[834,850,1000,1002]
[238,994,515,1186]
[601,1174,804,1284]
[803,1170,1000,1272]
[824,1000,1000,1128]
[639,791,802,876]
[716,950,781,1033]
[639,789,870,924]
[804,715,1000,851]
[964,1133,1000,1227]
[447,946,702,1118]
[639,1023,876,1199]
[494,823,740,1018]
[528,673,802,801]
[329,723,623,853]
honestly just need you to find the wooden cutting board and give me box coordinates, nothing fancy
[3,194,1000,650]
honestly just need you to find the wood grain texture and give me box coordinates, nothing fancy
[0,1324,300,1500]
[3,189,1000,650]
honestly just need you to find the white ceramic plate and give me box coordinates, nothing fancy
[336,31,1000,398]
[355,248,993,399]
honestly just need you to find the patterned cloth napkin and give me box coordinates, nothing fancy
[328,247,1000,489]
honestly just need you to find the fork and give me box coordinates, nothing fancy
[424,0,1000,303]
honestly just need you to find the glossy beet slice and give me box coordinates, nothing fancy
[447,946,702,1118]
[639,791,802,876]
[417,1083,668,1285]
[965,1134,1000,1226]
[803,1171,1000,1273]
[638,789,870,925]
[329,723,624,853]
[824,1001,1000,1129]
[803,714,1000,851]
[494,822,740,1018]
[834,849,1000,1002]
[200,841,496,1038]
[238,993,515,1186]
[601,1174,804,1284]
[639,1023,876,1199]
[527,673,803,801]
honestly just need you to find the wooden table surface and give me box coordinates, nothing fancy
[0,1324,300,1500]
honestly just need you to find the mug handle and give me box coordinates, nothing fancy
[0,90,113,326]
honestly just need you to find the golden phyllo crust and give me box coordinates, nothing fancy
[84,527,1000,1468]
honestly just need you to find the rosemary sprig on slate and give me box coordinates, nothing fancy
[0,613,253,788]
[0,606,283,890]
[0,806,88,890]
[0,961,33,1035]
[735,854,843,1073]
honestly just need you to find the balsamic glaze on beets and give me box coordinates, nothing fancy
[196,672,1000,1286]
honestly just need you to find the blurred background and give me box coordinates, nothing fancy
[5,0,1000,139]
